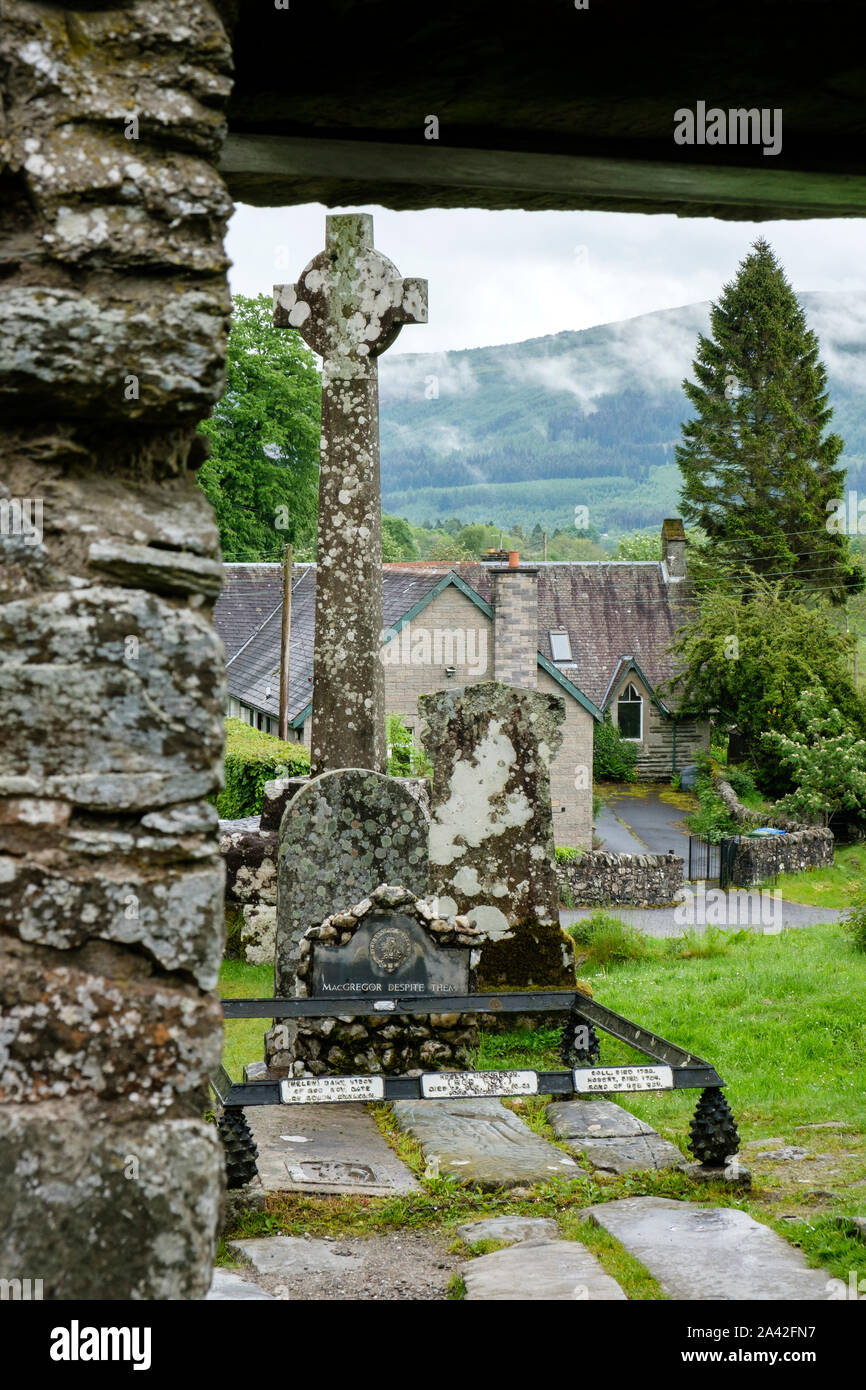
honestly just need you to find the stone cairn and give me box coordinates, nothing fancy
[0,2,232,1299]
[278,884,483,1077]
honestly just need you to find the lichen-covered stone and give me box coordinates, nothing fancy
[274,769,428,998]
[274,214,426,775]
[421,681,575,987]
[0,0,233,1301]
[0,1101,223,1300]
[0,936,222,1109]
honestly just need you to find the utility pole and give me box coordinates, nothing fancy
[278,542,294,741]
[542,531,548,562]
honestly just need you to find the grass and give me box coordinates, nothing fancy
[759,843,865,910]
[220,958,272,1080]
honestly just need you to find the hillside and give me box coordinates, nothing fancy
[378,292,866,535]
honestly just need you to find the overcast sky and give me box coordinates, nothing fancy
[227,205,866,356]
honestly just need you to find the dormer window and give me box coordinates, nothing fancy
[550,630,572,663]
[617,682,643,740]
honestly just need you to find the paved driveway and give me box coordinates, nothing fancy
[596,785,693,862]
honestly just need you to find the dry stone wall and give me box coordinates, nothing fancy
[0,1,234,1299]
[557,851,683,907]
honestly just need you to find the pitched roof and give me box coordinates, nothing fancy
[214,558,695,724]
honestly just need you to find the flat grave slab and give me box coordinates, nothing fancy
[457,1216,559,1245]
[206,1268,274,1301]
[391,1097,586,1189]
[547,1098,656,1140]
[227,1236,362,1277]
[246,1100,419,1196]
[582,1196,836,1300]
[548,1098,686,1173]
[461,1239,627,1300]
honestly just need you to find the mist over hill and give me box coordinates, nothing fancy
[378,292,866,535]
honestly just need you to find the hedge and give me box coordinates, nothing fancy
[216,718,310,819]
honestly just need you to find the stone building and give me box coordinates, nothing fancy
[215,521,709,848]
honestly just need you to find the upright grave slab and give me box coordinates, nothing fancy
[265,771,428,1071]
[421,681,575,988]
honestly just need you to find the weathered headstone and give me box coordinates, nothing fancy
[274,214,427,776]
[421,680,575,987]
[266,775,429,1070]
[270,883,480,1076]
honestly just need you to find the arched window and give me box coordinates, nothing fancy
[617,682,642,740]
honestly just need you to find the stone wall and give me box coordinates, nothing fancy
[557,851,683,907]
[724,828,835,888]
[0,2,233,1299]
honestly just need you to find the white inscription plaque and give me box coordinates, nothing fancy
[420,1070,538,1099]
[280,1075,385,1104]
[573,1065,674,1093]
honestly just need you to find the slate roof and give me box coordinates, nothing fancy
[215,563,451,725]
[215,558,696,725]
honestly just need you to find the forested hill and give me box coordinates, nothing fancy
[378,292,866,536]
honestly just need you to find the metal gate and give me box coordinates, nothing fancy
[687,835,720,882]
[719,837,737,890]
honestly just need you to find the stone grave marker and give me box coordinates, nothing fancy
[421,680,575,988]
[270,883,482,1077]
[273,213,427,777]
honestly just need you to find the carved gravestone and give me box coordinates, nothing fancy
[421,681,575,989]
[277,884,483,1077]
[265,770,429,1070]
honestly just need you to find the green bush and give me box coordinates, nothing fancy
[217,718,310,819]
[593,716,638,782]
[686,776,740,843]
[386,714,432,779]
[844,891,866,953]
[565,909,651,966]
[555,845,579,863]
[725,763,757,800]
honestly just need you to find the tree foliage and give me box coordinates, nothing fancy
[593,716,639,782]
[667,579,866,793]
[762,687,866,826]
[677,239,862,603]
[197,293,321,561]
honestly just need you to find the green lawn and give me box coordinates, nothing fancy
[762,842,865,910]
[220,957,272,1081]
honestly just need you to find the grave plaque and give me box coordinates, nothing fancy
[311,910,470,999]
[573,1065,674,1093]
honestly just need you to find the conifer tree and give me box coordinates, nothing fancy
[677,238,862,603]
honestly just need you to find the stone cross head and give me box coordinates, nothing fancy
[273,213,427,377]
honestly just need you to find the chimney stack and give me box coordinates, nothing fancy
[661,518,687,579]
[491,559,539,689]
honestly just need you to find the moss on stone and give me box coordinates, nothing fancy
[477,918,575,991]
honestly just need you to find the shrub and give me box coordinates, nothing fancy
[555,845,579,864]
[843,891,866,953]
[217,718,310,819]
[685,778,740,843]
[565,910,651,966]
[593,716,638,782]
[725,763,757,800]
[386,714,433,779]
